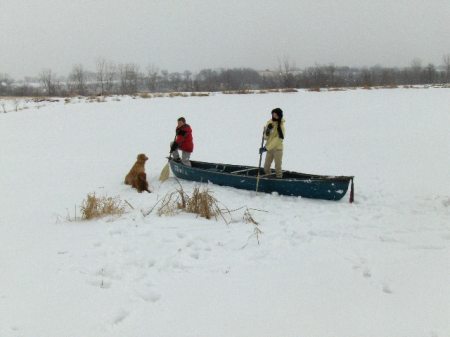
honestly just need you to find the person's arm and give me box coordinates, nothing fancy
[264,121,273,139]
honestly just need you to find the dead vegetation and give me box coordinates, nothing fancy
[243,208,263,244]
[222,89,254,94]
[146,182,265,244]
[156,184,228,221]
[80,193,126,220]
[190,92,210,96]
[308,87,321,92]
[169,92,189,97]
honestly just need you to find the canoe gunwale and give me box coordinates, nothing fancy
[171,159,354,183]
[168,159,354,200]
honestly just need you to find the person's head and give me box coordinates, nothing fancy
[177,117,186,127]
[271,108,283,121]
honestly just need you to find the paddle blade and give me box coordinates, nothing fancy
[159,162,170,182]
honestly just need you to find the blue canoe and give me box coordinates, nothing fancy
[169,159,354,202]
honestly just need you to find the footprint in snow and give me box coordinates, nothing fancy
[190,251,200,260]
[382,283,393,294]
[134,287,161,303]
[363,268,372,278]
[112,309,130,325]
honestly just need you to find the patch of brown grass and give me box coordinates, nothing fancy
[222,89,254,95]
[308,87,321,92]
[169,92,189,97]
[157,184,229,222]
[80,193,126,220]
[139,92,152,98]
[190,92,210,96]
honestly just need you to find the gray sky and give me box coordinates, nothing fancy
[1,0,449,78]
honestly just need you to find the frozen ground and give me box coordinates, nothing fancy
[0,88,449,337]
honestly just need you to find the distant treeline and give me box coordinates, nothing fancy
[1,57,449,96]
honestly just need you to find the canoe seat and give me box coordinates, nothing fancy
[230,168,259,175]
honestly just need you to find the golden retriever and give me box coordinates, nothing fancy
[125,154,151,193]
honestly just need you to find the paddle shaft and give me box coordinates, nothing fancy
[255,126,266,192]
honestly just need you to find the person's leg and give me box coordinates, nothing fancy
[274,150,283,178]
[263,150,274,175]
[181,151,191,166]
[170,142,180,160]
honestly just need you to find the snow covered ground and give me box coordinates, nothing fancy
[1,88,449,337]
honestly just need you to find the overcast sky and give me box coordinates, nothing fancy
[1,0,449,78]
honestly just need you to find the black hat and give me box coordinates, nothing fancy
[271,108,283,120]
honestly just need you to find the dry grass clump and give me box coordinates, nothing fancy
[139,92,152,98]
[382,84,398,89]
[157,184,229,222]
[308,87,321,92]
[169,92,189,97]
[190,92,210,96]
[185,187,222,219]
[243,208,263,244]
[80,193,126,220]
[32,97,59,103]
[222,89,254,95]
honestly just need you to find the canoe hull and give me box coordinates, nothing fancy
[169,159,353,201]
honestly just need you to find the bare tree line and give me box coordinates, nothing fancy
[1,55,449,97]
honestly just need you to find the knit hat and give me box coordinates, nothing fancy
[271,108,283,120]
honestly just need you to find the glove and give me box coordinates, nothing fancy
[259,146,267,155]
[176,129,186,136]
[170,142,178,153]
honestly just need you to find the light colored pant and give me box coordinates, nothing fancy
[264,149,283,178]
[171,142,191,166]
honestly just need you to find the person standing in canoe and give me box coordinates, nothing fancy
[170,117,194,166]
[259,108,285,178]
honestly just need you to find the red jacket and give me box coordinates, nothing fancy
[175,124,194,153]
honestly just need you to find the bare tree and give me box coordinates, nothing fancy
[96,58,107,96]
[183,70,193,91]
[39,69,58,96]
[0,73,13,95]
[118,63,139,95]
[278,56,296,88]
[424,63,437,84]
[68,64,87,95]
[325,64,336,87]
[145,65,159,92]
[410,58,422,84]
[443,54,450,84]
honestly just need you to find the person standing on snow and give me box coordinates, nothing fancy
[259,108,285,178]
[170,117,194,166]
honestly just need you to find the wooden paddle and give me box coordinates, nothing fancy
[255,126,266,192]
[159,136,176,182]
[159,158,171,182]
